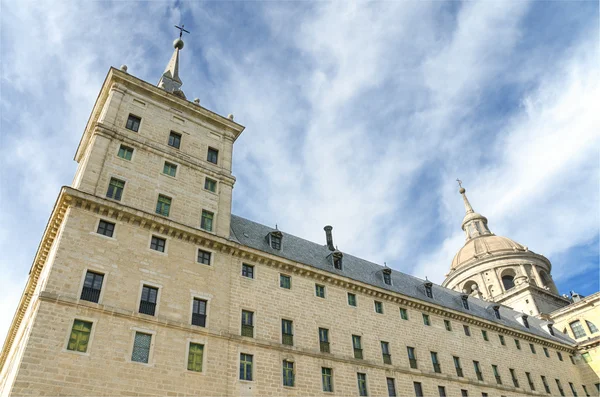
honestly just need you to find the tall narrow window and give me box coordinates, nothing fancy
[168,131,181,149]
[280,274,291,289]
[522,315,530,328]
[541,376,551,394]
[357,373,368,396]
[118,144,134,160]
[162,162,177,177]
[348,292,357,306]
[201,210,214,232]
[242,264,254,278]
[316,284,326,298]
[97,220,115,237]
[322,367,333,392]
[570,320,587,338]
[150,236,166,252]
[197,249,211,265]
[400,308,408,320]
[414,382,423,397]
[282,360,294,387]
[191,298,207,327]
[529,343,536,354]
[155,194,171,217]
[139,285,158,316]
[80,271,104,303]
[570,355,576,365]
[422,313,431,326]
[425,282,433,298]
[375,301,384,314]
[444,320,452,331]
[438,386,447,397]
[383,269,392,285]
[240,353,253,381]
[67,320,93,353]
[510,368,519,388]
[499,334,505,345]
[453,356,463,377]
[514,339,521,350]
[473,361,483,381]
[282,319,293,346]
[461,295,469,310]
[493,305,501,319]
[187,343,204,372]
[492,365,502,384]
[548,323,555,335]
[526,372,535,390]
[126,114,141,132]
[333,254,343,269]
[131,332,152,363]
[407,346,417,368]
[569,382,578,396]
[431,351,441,373]
[204,178,217,192]
[353,335,363,359]
[481,330,488,341]
[319,328,330,353]
[269,232,282,250]
[463,325,471,336]
[556,379,565,396]
[557,351,563,361]
[381,341,392,364]
[387,378,397,397]
[106,178,125,201]
[582,384,589,397]
[241,310,254,337]
[207,147,219,164]
[543,347,550,357]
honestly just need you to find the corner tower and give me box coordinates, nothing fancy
[442,184,570,316]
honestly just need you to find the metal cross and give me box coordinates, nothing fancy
[175,24,190,38]
[456,178,463,188]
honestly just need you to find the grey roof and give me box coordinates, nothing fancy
[230,215,576,347]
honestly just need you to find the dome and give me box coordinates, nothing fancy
[450,234,527,271]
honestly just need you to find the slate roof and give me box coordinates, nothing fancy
[230,214,576,347]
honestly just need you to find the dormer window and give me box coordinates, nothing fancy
[522,315,530,329]
[332,251,343,270]
[547,323,555,336]
[383,269,392,285]
[493,305,501,320]
[424,282,433,298]
[268,231,282,250]
[461,295,469,310]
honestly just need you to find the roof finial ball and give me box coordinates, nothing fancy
[456,178,466,194]
[173,24,190,50]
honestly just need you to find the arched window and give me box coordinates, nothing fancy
[502,275,515,291]
[463,281,479,295]
[586,320,598,334]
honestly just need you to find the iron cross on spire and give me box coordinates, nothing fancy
[175,24,190,38]
[456,178,463,188]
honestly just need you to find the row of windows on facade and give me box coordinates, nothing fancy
[125,114,219,165]
[66,318,594,397]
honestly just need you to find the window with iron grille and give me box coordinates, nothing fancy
[106,178,125,201]
[197,249,211,265]
[192,298,207,327]
[543,347,549,357]
[357,373,368,396]
[283,360,294,387]
[461,390,468,397]
[431,351,441,373]
[453,356,463,377]
[126,114,141,132]
[586,320,598,334]
[150,236,166,252]
[155,194,171,217]
[493,305,501,319]
[270,234,282,250]
[407,346,417,368]
[529,343,536,354]
[353,335,363,359]
[557,351,563,361]
[422,313,431,326]
[400,308,408,320]
[319,328,330,353]
[81,271,104,303]
[316,284,325,298]
[241,310,254,337]
[348,293,357,306]
[240,353,253,381]
[492,365,502,384]
[570,320,587,338]
[481,330,488,341]
[473,361,483,381]
[139,285,158,316]
[556,379,565,396]
[462,296,469,310]
[514,339,521,350]
[444,320,452,331]
[526,372,535,390]
[510,368,519,388]
[541,376,551,393]
[499,334,505,345]
[282,319,293,346]
[131,332,151,363]
[242,263,254,278]
[438,386,446,397]
[187,343,204,372]
[207,147,219,164]
[118,144,134,160]
[322,367,333,392]
[204,178,217,192]
[201,210,214,232]
[163,162,177,177]
[463,325,471,336]
[375,301,384,314]
[414,382,423,397]
[381,341,391,364]
[97,220,115,237]
[387,378,396,397]
[168,131,181,149]
[280,274,291,289]
[67,319,92,353]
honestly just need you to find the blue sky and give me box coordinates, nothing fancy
[0,1,598,348]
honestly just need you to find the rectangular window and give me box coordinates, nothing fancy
[499,334,505,345]
[187,343,204,372]
[316,284,325,298]
[493,306,501,319]
[454,356,463,377]
[414,382,423,397]
[514,339,521,350]
[139,285,158,316]
[191,298,207,327]
[462,296,469,310]
[207,147,219,164]
[526,372,535,390]
[240,353,253,381]
[283,360,294,387]
[333,255,342,269]
[197,249,211,265]
[96,219,115,237]
[492,365,502,385]
[431,351,441,373]
[543,347,550,357]
[482,393,488,397]
[126,114,141,132]
[510,368,519,388]
[280,274,291,289]
[529,343,536,354]
[155,194,171,217]
[204,178,217,192]
[241,310,254,337]
[353,335,363,359]
[357,373,368,396]
[348,293,357,306]
[383,272,392,285]
[81,271,104,303]
[570,320,587,338]
[168,131,181,149]
[582,385,589,397]
[381,341,391,364]
[463,325,471,336]
[461,390,468,397]
[200,210,214,232]
[67,319,93,352]
[557,352,563,361]
[387,378,396,397]
[425,284,433,298]
[556,379,565,396]
[542,376,551,394]
[444,320,452,331]
[322,367,333,392]
[481,330,488,341]
[118,144,133,160]
[106,178,125,201]
[474,361,483,381]
[319,328,330,353]
[131,332,152,363]
[438,386,446,397]
[163,162,177,177]
[375,301,384,314]
[400,308,408,320]
[270,234,282,250]
[570,355,575,365]
[242,263,254,278]
[282,319,293,346]
[422,313,431,326]
[150,236,166,252]
[407,346,417,369]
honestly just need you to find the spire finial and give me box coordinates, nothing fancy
[175,24,190,39]
[457,178,473,214]
[157,25,188,98]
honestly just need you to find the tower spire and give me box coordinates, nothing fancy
[456,180,491,240]
[457,179,474,214]
[158,25,190,99]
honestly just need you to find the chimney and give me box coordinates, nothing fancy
[324,225,335,251]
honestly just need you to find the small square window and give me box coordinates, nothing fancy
[242,263,254,278]
[422,313,431,326]
[197,249,211,265]
[168,131,181,149]
[155,195,171,217]
[97,220,115,237]
[163,162,177,177]
[126,114,141,132]
[201,210,214,232]
[150,236,166,252]
[316,284,325,298]
[348,293,357,307]
[118,145,133,160]
[375,301,384,314]
[280,274,291,289]
[400,308,408,320]
[187,343,204,372]
[207,147,219,164]
[204,178,217,192]
[67,319,93,353]
[106,178,125,201]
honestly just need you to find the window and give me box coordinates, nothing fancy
[126,114,141,132]
[522,315,529,328]
[569,382,578,397]
[207,147,219,164]
[139,285,158,315]
[444,320,452,331]
[357,373,368,396]
[96,220,115,237]
[407,346,417,368]
[526,372,535,390]
[481,330,488,341]
[200,210,214,232]
[543,347,549,357]
[150,236,166,252]
[322,367,333,392]
[582,384,590,397]
[414,382,423,397]
[548,323,555,336]
[282,319,294,346]
[270,233,282,250]
[155,194,171,216]
[400,308,408,320]
[431,351,441,373]
[81,271,104,303]
[529,343,536,354]
[118,144,133,160]
[499,334,505,345]
[425,282,433,298]
[191,298,207,327]
[557,351,563,361]
[283,360,294,387]
[315,284,325,298]
[461,390,468,397]
[162,162,177,177]
[586,320,598,333]
[131,332,152,363]
[381,341,392,364]
[187,343,204,372]
[582,352,591,362]
[280,274,291,289]
[481,393,488,397]
[510,368,519,388]
[493,305,501,319]
[473,361,483,381]
[453,356,463,377]
[569,355,575,365]
[168,131,181,149]
[353,335,363,359]
[556,379,565,396]
[541,376,551,394]
[240,353,253,381]
[242,264,254,278]
[383,271,392,285]
[348,292,357,306]
[375,301,384,314]
[463,325,471,336]
[67,320,92,353]
[319,328,330,353]
[241,310,254,337]
[492,365,502,384]
[204,178,217,192]
[197,249,211,265]
[106,178,125,200]
[438,386,447,397]
[422,313,431,326]
[461,295,469,310]
[570,320,587,338]
[333,254,343,269]
[387,378,396,397]
[514,339,521,350]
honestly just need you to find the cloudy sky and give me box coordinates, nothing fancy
[0,1,598,348]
